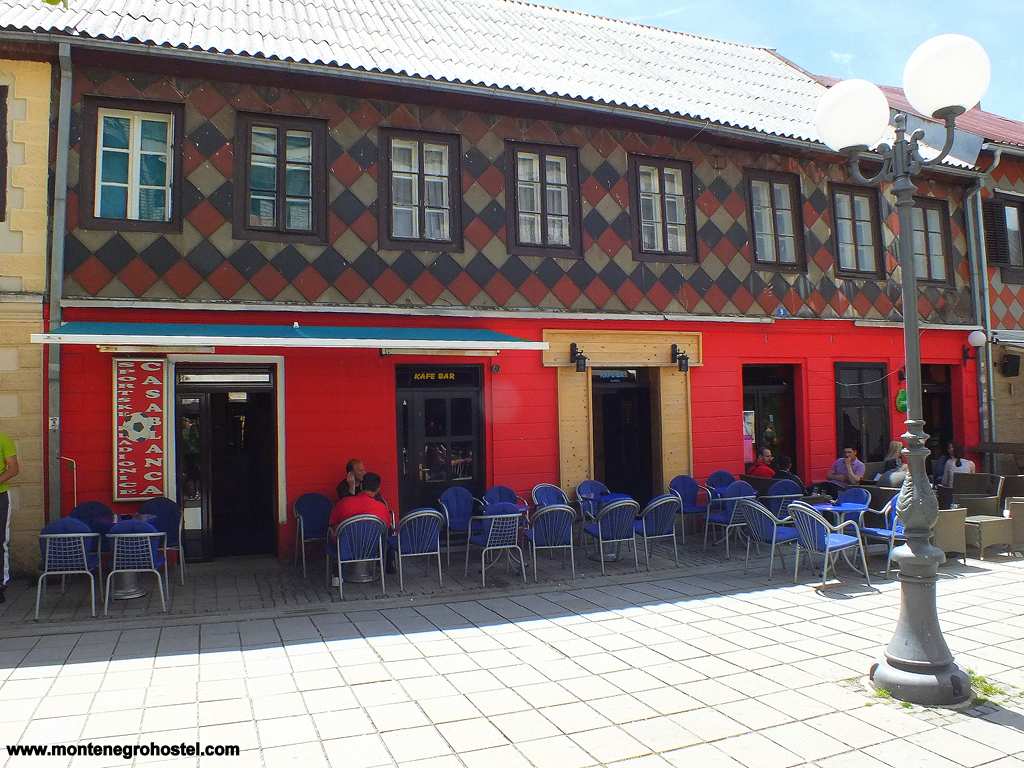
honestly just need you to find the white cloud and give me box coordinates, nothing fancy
[829,50,855,74]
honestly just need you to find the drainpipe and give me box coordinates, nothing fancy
[46,42,72,522]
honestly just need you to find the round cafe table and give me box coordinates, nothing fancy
[812,502,868,525]
[109,512,157,600]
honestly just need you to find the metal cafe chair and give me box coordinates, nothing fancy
[140,496,187,585]
[789,500,871,588]
[759,479,803,518]
[70,501,115,551]
[439,486,482,567]
[635,494,681,569]
[104,519,168,616]
[738,498,798,579]
[329,515,387,599]
[583,495,640,575]
[396,508,445,591]
[292,492,332,579]
[668,475,709,540]
[704,480,757,558]
[575,479,610,522]
[36,518,102,620]
[465,502,526,587]
[527,504,576,582]
[859,496,906,577]
[483,485,529,512]
[532,483,569,508]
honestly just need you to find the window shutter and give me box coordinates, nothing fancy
[984,200,1011,263]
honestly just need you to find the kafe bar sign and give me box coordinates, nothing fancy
[113,358,167,502]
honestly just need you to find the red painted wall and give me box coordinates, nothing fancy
[55,307,979,558]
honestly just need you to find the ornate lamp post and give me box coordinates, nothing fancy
[815,34,990,707]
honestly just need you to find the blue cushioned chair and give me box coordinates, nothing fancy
[837,487,872,522]
[532,483,569,508]
[760,479,803,518]
[738,498,799,579]
[483,485,526,508]
[439,486,481,567]
[465,501,525,587]
[704,480,757,558]
[71,501,115,550]
[330,515,386,599]
[36,518,101,620]
[584,494,640,575]
[669,475,708,540]
[789,500,871,587]
[706,470,736,494]
[140,496,187,585]
[576,480,610,522]
[859,496,905,577]
[397,508,445,591]
[634,494,681,569]
[291,492,332,579]
[527,504,575,582]
[105,519,167,615]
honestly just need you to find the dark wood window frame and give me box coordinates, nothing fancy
[834,361,891,463]
[0,86,6,222]
[79,95,185,233]
[627,154,698,263]
[744,169,806,271]
[911,196,954,285]
[983,193,1024,284]
[504,141,582,259]
[233,112,328,245]
[378,128,463,252]
[830,183,884,279]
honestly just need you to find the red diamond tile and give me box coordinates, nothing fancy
[722,192,746,221]
[703,284,728,314]
[350,102,382,130]
[208,144,234,179]
[730,285,755,314]
[582,177,607,208]
[756,288,780,314]
[294,265,329,302]
[806,290,826,315]
[66,190,80,233]
[803,199,822,228]
[135,79,182,102]
[649,136,673,157]
[597,228,625,258]
[697,189,720,218]
[518,274,548,306]
[99,74,139,98]
[231,86,270,113]
[190,83,228,118]
[712,236,739,260]
[585,276,612,309]
[421,108,457,133]
[610,178,630,209]
[373,268,406,304]
[320,99,349,128]
[917,295,933,318]
[466,218,497,251]
[387,105,419,129]
[582,232,594,252]
[491,116,520,140]
[186,200,226,238]
[484,273,516,306]
[874,292,894,316]
[411,271,445,304]
[617,279,644,311]
[328,212,348,245]
[524,122,559,144]
[365,162,379,182]
[462,169,476,195]
[331,153,364,187]
[829,291,850,315]
[458,113,492,144]
[813,246,832,272]
[182,141,205,176]
[118,257,158,297]
[335,269,369,302]
[163,260,203,298]
[250,263,288,300]
[349,211,378,246]
[449,273,481,306]
[646,281,673,312]
[551,274,581,309]
[269,91,310,117]
[207,262,246,299]
[476,166,504,198]
[590,130,617,158]
[783,289,803,316]
[72,255,113,296]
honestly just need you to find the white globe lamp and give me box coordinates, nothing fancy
[903,34,990,119]
[967,329,987,349]
[815,79,891,153]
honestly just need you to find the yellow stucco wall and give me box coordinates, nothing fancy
[0,59,50,572]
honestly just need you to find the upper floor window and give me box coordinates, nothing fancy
[81,97,184,232]
[831,184,882,277]
[984,195,1024,279]
[506,143,581,258]
[378,129,462,251]
[745,170,805,269]
[911,198,951,283]
[629,156,697,262]
[234,113,326,243]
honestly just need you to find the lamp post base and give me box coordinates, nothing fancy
[870,657,971,708]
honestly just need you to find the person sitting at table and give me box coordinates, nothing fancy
[941,444,976,488]
[336,458,367,500]
[879,440,907,487]
[747,447,776,479]
[932,441,955,486]
[773,455,805,492]
[329,473,396,582]
[828,446,865,485]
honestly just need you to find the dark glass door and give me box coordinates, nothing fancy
[742,365,797,472]
[397,366,483,511]
[592,369,653,502]
[176,393,210,561]
[835,363,890,462]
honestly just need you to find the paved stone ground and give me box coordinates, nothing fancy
[0,545,1022,767]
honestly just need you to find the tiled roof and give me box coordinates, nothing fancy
[0,0,829,143]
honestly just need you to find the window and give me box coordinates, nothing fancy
[745,170,805,268]
[831,184,882,276]
[378,129,462,251]
[629,156,697,262]
[506,143,581,257]
[0,86,6,222]
[234,113,326,243]
[983,195,1024,281]
[835,363,890,463]
[911,198,951,283]
[81,97,184,231]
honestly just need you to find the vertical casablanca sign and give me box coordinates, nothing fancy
[113,359,167,502]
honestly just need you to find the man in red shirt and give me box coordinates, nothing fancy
[748,447,776,479]
[329,473,396,583]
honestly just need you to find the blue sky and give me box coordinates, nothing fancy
[548,0,1021,121]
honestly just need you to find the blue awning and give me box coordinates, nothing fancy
[32,321,548,352]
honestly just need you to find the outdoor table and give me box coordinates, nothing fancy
[812,502,867,525]
[965,515,1013,560]
[109,512,157,600]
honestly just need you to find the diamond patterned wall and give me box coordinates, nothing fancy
[62,67,974,324]
[987,156,1024,330]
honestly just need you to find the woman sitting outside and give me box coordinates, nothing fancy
[941,444,976,488]
[878,440,908,488]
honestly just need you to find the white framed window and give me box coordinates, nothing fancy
[94,108,174,222]
[381,130,460,248]
[507,143,580,256]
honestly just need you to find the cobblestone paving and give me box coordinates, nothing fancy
[0,550,1022,767]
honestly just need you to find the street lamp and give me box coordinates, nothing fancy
[815,34,990,707]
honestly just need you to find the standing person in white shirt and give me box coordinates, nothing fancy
[942,444,976,488]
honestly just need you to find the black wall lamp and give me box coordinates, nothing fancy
[671,344,689,373]
[569,343,588,373]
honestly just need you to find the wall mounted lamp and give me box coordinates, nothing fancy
[671,344,690,373]
[569,343,588,373]
[963,329,987,363]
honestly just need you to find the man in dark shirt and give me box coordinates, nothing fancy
[773,456,805,492]
[336,458,367,500]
